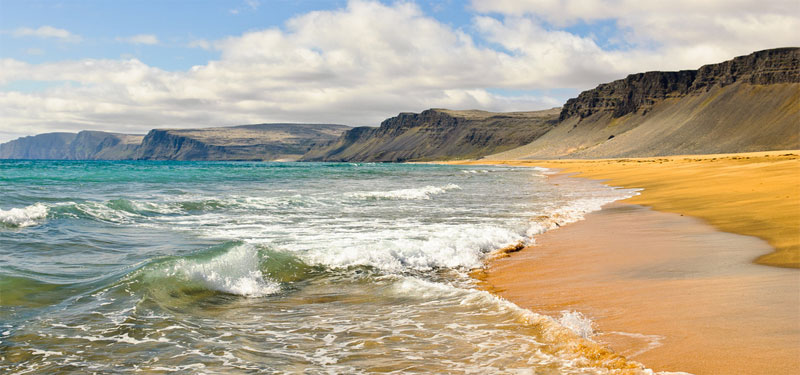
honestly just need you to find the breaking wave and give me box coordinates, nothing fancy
[142,243,282,297]
[348,184,461,200]
[0,203,48,227]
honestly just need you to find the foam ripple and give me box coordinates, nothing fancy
[0,203,48,227]
[302,225,523,272]
[165,244,281,297]
[348,183,461,200]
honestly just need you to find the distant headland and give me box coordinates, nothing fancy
[2,48,798,161]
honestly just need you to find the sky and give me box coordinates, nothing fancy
[0,0,798,142]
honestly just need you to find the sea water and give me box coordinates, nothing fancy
[0,160,650,374]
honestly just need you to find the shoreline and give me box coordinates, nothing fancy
[479,200,800,374]
[451,150,800,374]
[453,150,800,268]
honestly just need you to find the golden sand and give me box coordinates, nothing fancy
[448,150,800,374]
[481,202,800,374]
[456,150,800,268]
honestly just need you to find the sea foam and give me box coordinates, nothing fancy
[167,244,280,297]
[558,311,595,339]
[302,224,523,272]
[0,203,48,227]
[348,184,461,200]
[526,191,639,238]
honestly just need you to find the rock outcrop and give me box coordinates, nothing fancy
[559,48,800,121]
[0,131,142,160]
[0,124,350,161]
[301,108,559,162]
[3,48,796,162]
[134,123,350,161]
[69,131,143,160]
[489,48,800,160]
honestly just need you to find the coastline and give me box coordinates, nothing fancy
[467,150,800,268]
[450,150,800,374]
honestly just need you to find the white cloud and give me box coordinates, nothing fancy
[245,0,260,10]
[1,0,797,142]
[117,34,160,45]
[230,0,260,15]
[188,39,212,50]
[12,26,81,42]
[470,0,800,69]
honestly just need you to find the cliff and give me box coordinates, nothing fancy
[559,48,799,121]
[135,123,350,161]
[4,48,796,162]
[0,131,142,160]
[301,108,559,162]
[69,131,143,160]
[0,124,350,161]
[488,48,800,159]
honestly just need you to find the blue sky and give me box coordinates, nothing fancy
[1,1,620,72]
[1,1,491,70]
[0,0,797,141]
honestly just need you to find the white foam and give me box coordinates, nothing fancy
[302,224,523,272]
[526,189,639,238]
[390,276,465,299]
[530,166,557,174]
[348,184,461,200]
[130,200,182,214]
[607,331,666,358]
[558,311,594,339]
[168,244,280,297]
[0,203,48,227]
[30,349,63,358]
[73,201,140,223]
[462,169,490,174]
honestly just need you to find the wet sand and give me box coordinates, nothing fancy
[473,151,800,268]
[480,200,800,374]
[450,151,800,374]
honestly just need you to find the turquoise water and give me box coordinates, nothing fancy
[0,160,639,374]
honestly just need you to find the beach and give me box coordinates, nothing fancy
[454,150,800,374]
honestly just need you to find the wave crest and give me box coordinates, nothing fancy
[159,243,281,297]
[0,203,48,227]
[348,184,461,200]
[303,225,523,272]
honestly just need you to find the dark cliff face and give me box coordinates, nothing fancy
[309,48,799,162]
[135,129,214,160]
[0,133,77,159]
[4,49,795,162]
[0,131,141,160]
[301,108,559,162]
[69,131,142,160]
[0,124,349,161]
[559,47,800,121]
[491,48,800,160]
[135,124,351,161]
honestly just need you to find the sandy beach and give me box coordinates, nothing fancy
[453,150,800,374]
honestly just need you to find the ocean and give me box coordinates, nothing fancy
[0,160,641,374]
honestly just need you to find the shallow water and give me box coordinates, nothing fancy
[0,161,640,374]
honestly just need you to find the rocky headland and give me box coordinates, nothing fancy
[134,123,350,161]
[0,131,143,160]
[487,47,799,159]
[2,48,797,162]
[300,108,559,162]
[0,123,350,161]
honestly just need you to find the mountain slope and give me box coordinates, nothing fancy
[134,123,350,161]
[0,131,142,160]
[301,108,559,162]
[0,124,350,161]
[487,48,800,160]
